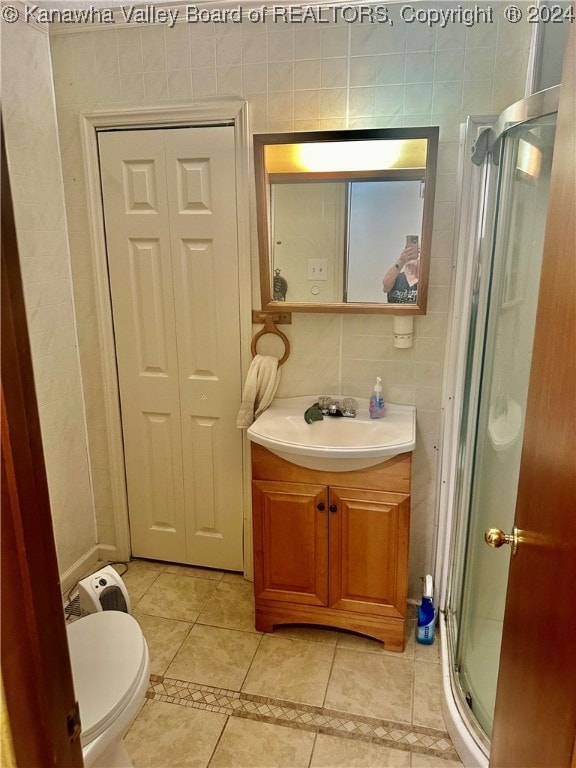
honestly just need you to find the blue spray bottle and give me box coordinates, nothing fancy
[416,574,436,645]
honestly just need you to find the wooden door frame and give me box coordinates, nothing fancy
[1,125,84,767]
[79,100,254,577]
[489,24,576,767]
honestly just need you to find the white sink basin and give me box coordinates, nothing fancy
[247,396,416,471]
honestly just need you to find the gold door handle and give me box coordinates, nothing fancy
[485,526,519,555]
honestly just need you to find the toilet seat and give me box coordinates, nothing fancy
[67,611,148,745]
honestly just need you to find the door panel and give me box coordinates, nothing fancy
[141,410,180,533]
[100,130,184,562]
[167,128,243,568]
[99,126,243,570]
[128,237,173,377]
[123,158,161,213]
[329,487,409,617]
[490,30,576,767]
[252,480,328,606]
[2,129,84,768]
[176,238,218,377]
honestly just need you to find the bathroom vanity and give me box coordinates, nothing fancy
[251,443,411,652]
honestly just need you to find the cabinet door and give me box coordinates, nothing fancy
[328,487,410,617]
[252,480,328,606]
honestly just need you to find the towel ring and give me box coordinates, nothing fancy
[251,315,290,366]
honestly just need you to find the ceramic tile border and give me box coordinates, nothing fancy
[147,675,459,761]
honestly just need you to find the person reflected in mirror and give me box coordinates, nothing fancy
[382,243,419,303]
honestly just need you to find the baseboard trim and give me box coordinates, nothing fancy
[97,544,120,563]
[59,547,99,597]
[60,544,125,599]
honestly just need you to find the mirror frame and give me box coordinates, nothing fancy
[254,127,439,314]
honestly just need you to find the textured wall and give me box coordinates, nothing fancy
[49,2,531,596]
[3,18,96,576]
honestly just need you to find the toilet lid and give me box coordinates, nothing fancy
[67,611,147,743]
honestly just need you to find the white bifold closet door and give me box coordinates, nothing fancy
[99,126,243,571]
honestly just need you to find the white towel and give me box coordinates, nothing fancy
[237,354,281,428]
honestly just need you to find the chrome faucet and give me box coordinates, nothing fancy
[319,396,357,417]
[342,397,357,417]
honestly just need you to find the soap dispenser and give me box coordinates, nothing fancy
[369,376,386,419]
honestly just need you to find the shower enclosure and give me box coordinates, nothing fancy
[437,86,560,764]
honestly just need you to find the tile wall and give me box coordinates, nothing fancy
[2,17,96,575]
[46,2,532,595]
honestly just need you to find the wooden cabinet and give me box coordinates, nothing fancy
[251,444,411,651]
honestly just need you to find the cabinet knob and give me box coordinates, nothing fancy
[317,502,325,511]
[329,504,337,513]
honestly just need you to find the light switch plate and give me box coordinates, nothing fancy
[307,258,328,280]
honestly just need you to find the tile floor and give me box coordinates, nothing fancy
[109,559,463,768]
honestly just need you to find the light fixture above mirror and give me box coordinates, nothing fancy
[254,127,439,314]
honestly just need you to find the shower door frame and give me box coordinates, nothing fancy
[435,85,561,764]
[435,113,499,763]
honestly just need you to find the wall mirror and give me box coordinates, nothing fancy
[254,127,439,314]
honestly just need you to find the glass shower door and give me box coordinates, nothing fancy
[455,113,557,738]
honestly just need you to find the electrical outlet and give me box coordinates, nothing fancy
[307,258,328,281]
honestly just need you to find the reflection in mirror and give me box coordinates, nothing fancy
[254,128,439,314]
[271,182,345,304]
[346,180,423,303]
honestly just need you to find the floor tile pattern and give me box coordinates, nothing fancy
[68,559,466,766]
[146,675,459,762]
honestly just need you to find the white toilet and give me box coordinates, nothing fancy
[66,611,150,768]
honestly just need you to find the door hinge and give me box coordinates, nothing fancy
[67,701,82,743]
